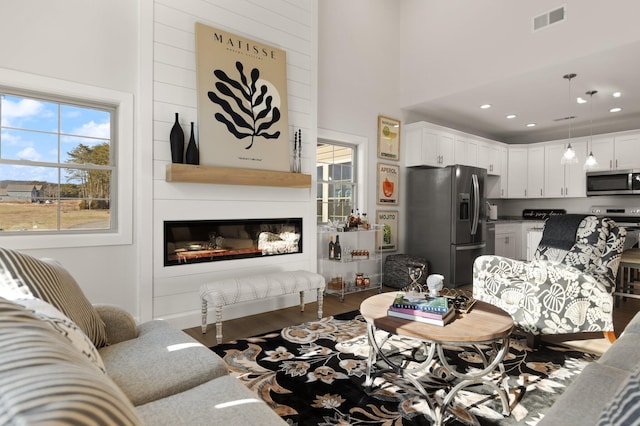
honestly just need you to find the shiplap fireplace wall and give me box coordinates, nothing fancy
[151,0,318,329]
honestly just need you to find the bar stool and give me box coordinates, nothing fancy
[616,248,640,306]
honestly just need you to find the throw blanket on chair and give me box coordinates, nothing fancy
[538,214,588,251]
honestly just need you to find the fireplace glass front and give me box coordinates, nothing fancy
[164,218,302,266]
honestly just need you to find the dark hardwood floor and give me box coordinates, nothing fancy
[183,285,640,353]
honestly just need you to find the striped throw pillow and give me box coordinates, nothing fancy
[0,247,107,348]
[596,366,640,426]
[15,297,106,373]
[0,297,141,425]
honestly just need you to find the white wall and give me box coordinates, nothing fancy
[0,1,141,316]
[318,0,403,247]
[151,0,318,328]
[0,0,318,328]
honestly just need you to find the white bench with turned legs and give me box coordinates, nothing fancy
[200,270,325,344]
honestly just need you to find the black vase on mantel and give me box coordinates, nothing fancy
[169,112,184,163]
[185,122,199,165]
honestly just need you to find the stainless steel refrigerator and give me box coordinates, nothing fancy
[406,165,487,288]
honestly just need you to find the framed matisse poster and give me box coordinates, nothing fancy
[195,22,290,171]
[376,210,398,252]
[377,163,399,205]
[377,115,400,161]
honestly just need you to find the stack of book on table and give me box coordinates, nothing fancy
[387,293,455,326]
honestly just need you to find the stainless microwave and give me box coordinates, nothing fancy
[586,170,640,196]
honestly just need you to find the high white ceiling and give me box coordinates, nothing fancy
[399,1,640,144]
[406,41,640,144]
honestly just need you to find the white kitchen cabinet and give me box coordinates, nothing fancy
[584,132,640,171]
[507,146,528,198]
[495,221,544,261]
[454,135,478,167]
[477,142,489,171]
[438,133,455,166]
[490,144,506,177]
[454,135,467,165]
[404,122,454,168]
[495,223,520,259]
[527,145,545,198]
[497,146,508,197]
[404,125,430,167]
[466,138,478,167]
[476,141,505,176]
[544,140,587,197]
[588,135,615,171]
[564,140,587,196]
[614,133,640,170]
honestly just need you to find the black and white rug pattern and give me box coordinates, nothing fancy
[211,311,598,425]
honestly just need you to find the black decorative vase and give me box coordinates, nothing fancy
[169,112,184,163]
[185,122,199,165]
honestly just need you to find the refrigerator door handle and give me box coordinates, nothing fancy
[470,173,479,235]
[455,243,486,251]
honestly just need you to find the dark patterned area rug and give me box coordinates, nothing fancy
[211,311,597,425]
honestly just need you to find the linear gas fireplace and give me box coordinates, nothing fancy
[164,218,302,266]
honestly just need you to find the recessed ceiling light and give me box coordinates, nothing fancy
[613,92,621,98]
[506,114,516,119]
[576,97,587,104]
[526,123,536,127]
[610,107,623,113]
[480,104,491,109]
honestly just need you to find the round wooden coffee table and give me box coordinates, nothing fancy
[360,292,514,425]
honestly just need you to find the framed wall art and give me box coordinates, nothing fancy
[376,210,398,252]
[377,115,400,161]
[195,22,290,171]
[377,162,399,205]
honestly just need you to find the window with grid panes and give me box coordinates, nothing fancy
[316,143,356,223]
[0,90,115,234]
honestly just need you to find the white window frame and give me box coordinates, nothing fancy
[317,128,368,221]
[0,67,133,249]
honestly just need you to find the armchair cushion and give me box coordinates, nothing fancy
[0,248,107,348]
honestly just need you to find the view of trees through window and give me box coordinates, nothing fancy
[316,143,356,223]
[0,92,114,232]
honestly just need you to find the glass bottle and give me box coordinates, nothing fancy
[334,235,342,261]
[329,236,335,260]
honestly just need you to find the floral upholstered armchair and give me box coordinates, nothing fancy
[473,215,626,342]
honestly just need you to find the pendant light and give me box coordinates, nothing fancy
[561,73,579,165]
[584,90,599,170]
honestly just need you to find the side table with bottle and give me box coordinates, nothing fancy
[317,224,383,301]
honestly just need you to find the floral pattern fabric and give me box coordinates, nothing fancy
[473,216,625,335]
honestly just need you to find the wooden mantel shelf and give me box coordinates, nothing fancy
[165,163,312,188]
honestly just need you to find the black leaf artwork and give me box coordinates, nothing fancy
[207,61,281,149]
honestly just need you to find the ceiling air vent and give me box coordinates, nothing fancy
[553,115,576,122]
[533,6,566,32]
